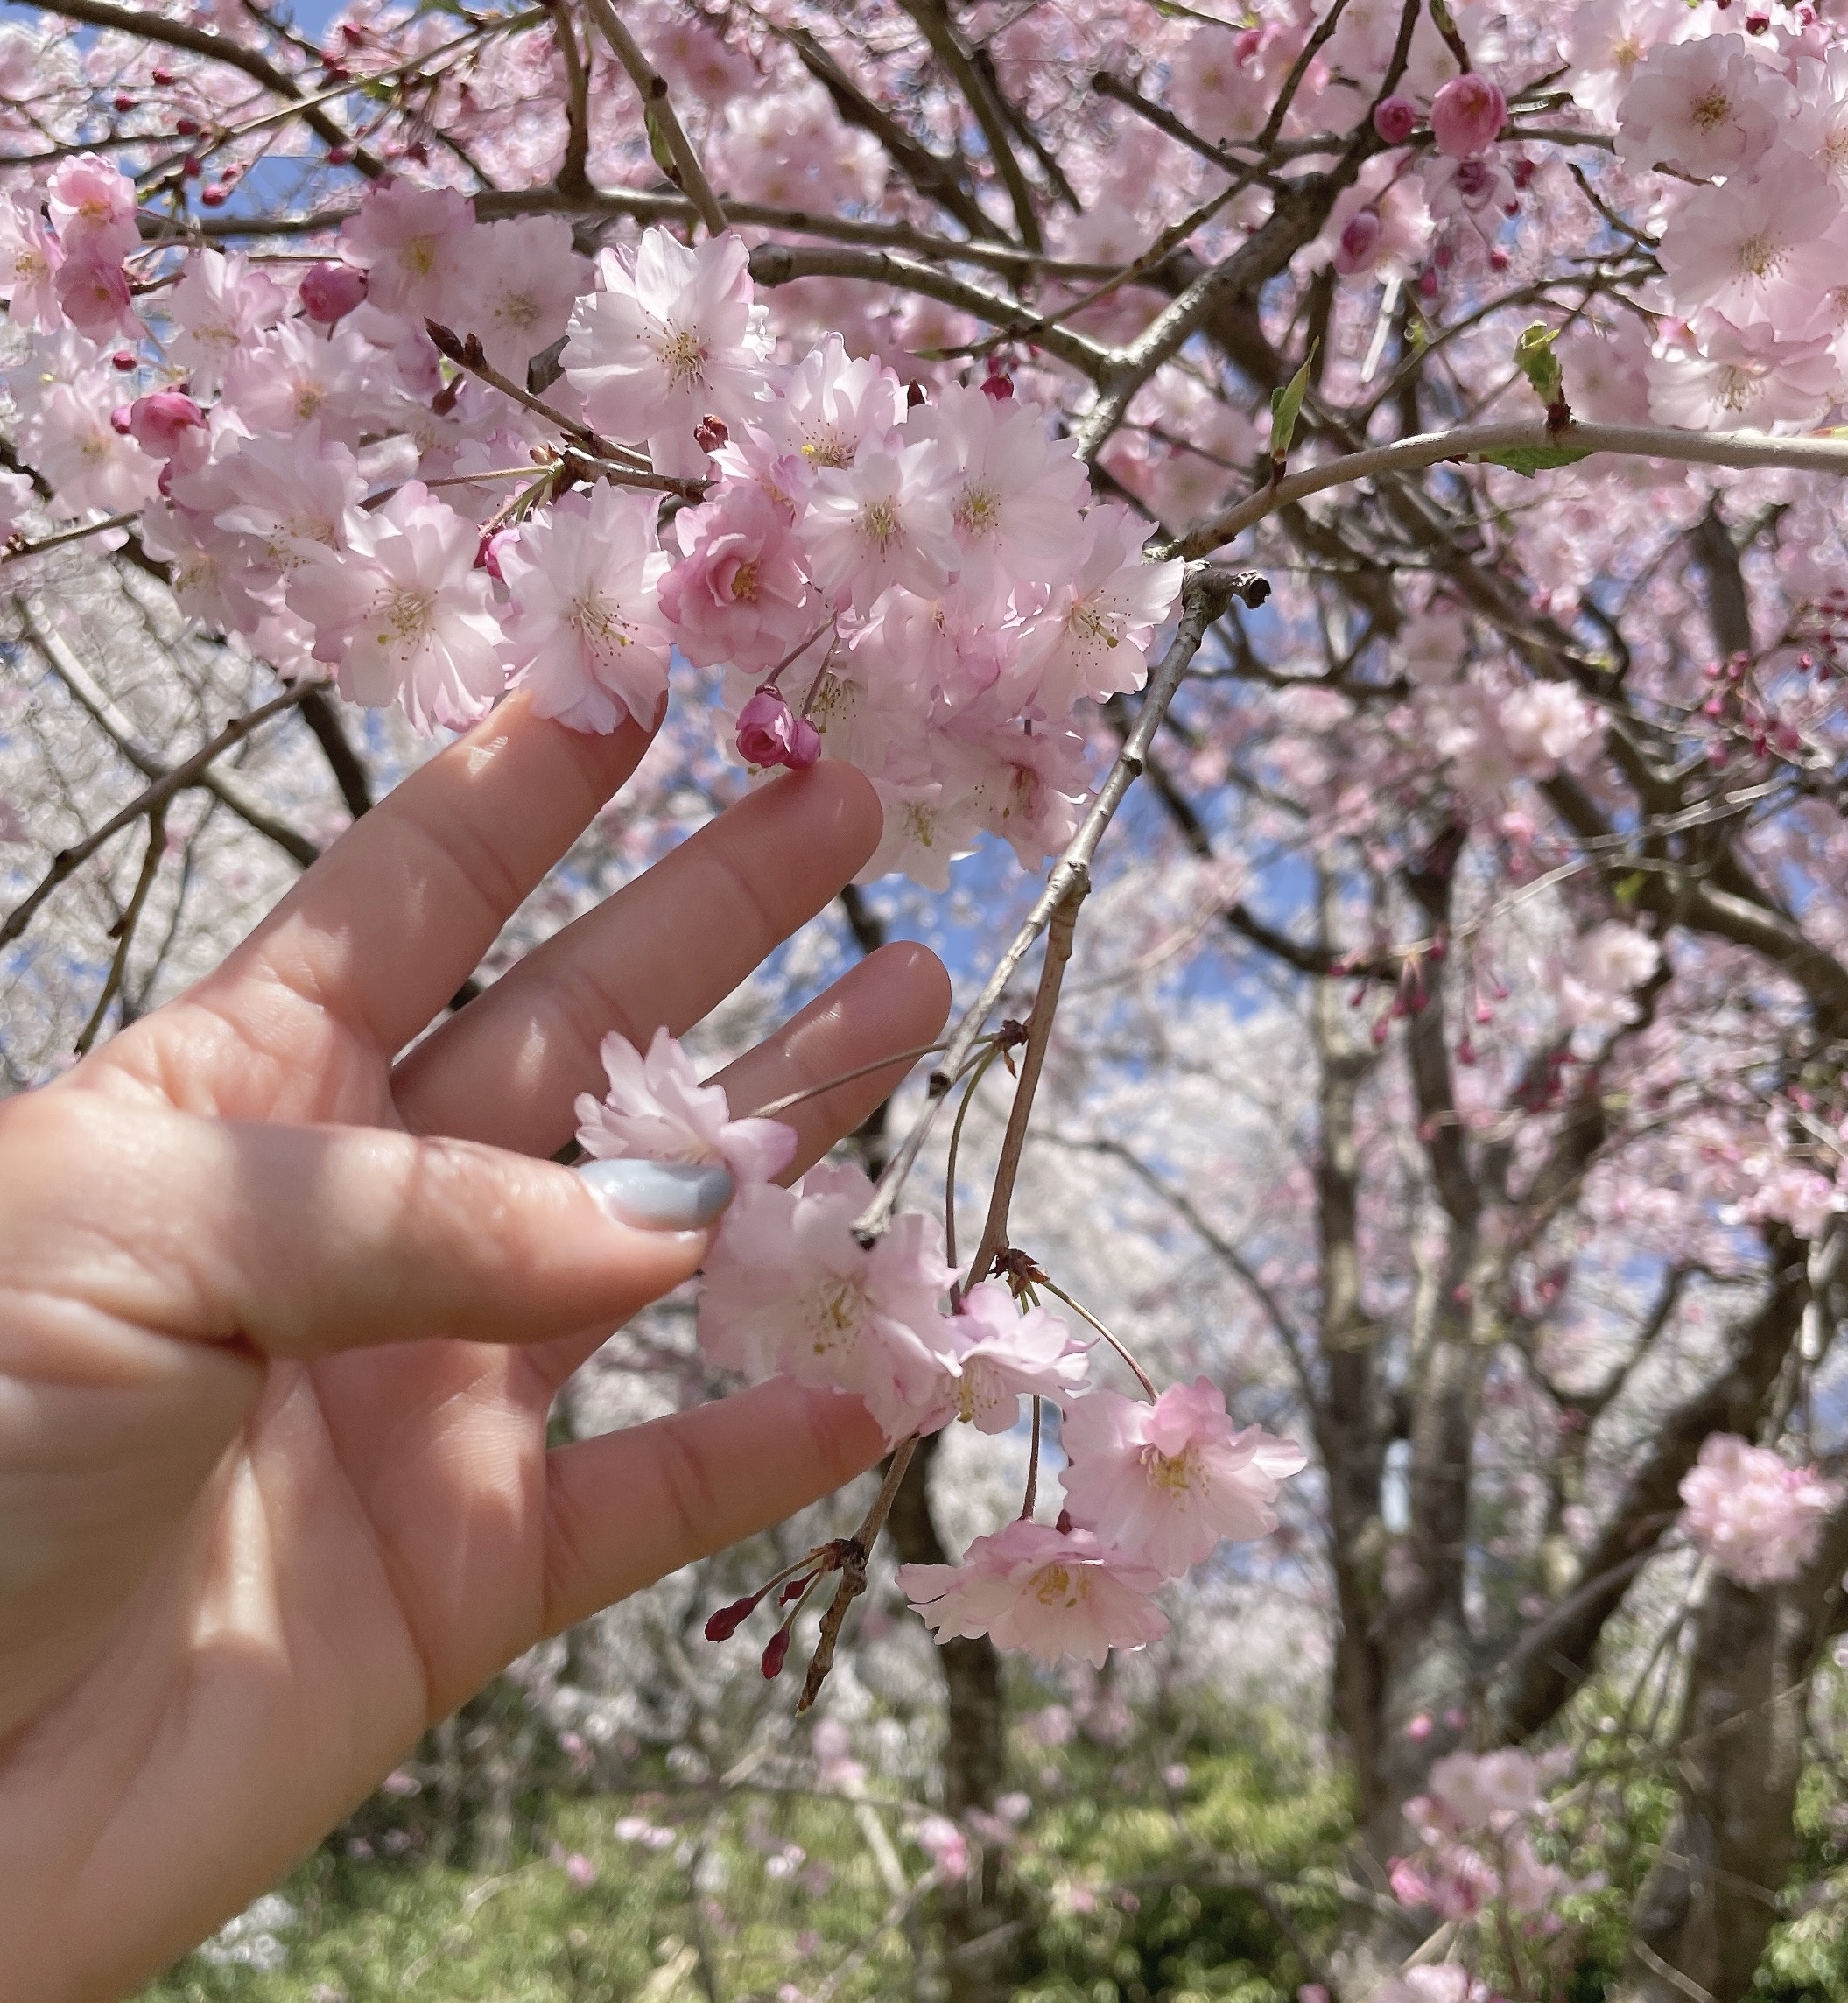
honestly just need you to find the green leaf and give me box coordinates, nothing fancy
[1269,343,1317,464]
[643,101,678,183]
[1514,322,1563,408]
[1478,442,1592,478]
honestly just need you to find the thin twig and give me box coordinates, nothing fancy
[580,0,727,235]
[796,1435,918,1712]
[743,1038,955,1122]
[850,564,1249,1245]
[964,873,1085,1287]
[1036,1276,1158,1399]
[0,512,140,570]
[74,799,166,1056]
[1166,419,1848,562]
[0,680,312,950]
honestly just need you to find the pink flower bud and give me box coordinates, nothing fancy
[693,411,728,453]
[1430,73,1507,158]
[478,526,517,580]
[111,349,137,371]
[736,687,821,770]
[1334,209,1383,276]
[126,390,207,462]
[1373,95,1417,145]
[109,403,133,435]
[299,260,368,324]
[704,1593,759,1641]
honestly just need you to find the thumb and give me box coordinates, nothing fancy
[0,1088,726,1358]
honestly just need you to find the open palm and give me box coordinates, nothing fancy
[0,696,948,2003]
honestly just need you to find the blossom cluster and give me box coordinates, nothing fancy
[1389,1747,1585,1926]
[1676,1432,1841,1587]
[1,159,1182,886]
[576,1029,1303,1669]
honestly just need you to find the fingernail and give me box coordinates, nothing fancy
[575,1157,734,1230]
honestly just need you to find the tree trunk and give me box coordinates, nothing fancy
[887,1430,1015,2003]
[1617,1509,1848,2001]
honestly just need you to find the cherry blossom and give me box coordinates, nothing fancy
[1429,75,1507,159]
[496,482,674,734]
[1677,1434,1842,1586]
[658,481,814,672]
[696,1163,957,1442]
[1058,1379,1306,1578]
[911,1280,1092,1435]
[574,1026,796,1186]
[897,1519,1170,1668]
[562,230,772,474]
[287,481,502,733]
[1616,36,1788,180]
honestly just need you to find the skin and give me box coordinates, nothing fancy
[0,693,949,2001]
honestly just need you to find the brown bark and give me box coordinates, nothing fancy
[1617,1508,1848,2002]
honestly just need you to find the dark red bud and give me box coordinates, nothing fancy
[175,115,200,136]
[327,145,352,166]
[151,65,174,84]
[760,1628,791,1679]
[110,349,137,371]
[906,378,928,408]
[182,154,203,179]
[704,1594,758,1642]
[694,412,728,453]
[980,371,1014,400]
[200,184,228,207]
[113,93,135,112]
[1055,1509,1073,1535]
[779,1575,810,1606]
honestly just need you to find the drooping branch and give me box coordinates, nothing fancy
[580,0,726,235]
[851,562,1257,1244]
[1168,420,1848,562]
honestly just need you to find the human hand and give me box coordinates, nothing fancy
[0,694,948,2001]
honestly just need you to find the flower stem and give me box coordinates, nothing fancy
[1036,1276,1158,1400]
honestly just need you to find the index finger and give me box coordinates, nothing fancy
[205,692,654,1057]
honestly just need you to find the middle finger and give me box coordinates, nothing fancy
[392,761,881,1152]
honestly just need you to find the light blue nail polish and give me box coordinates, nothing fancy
[576,1157,734,1230]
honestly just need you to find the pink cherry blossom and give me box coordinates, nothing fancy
[495,482,673,734]
[912,1280,1092,1435]
[1058,1378,1306,1578]
[52,253,138,341]
[1016,504,1184,711]
[562,228,772,474]
[910,383,1091,609]
[734,687,820,770]
[167,249,285,397]
[574,1024,796,1185]
[697,1162,957,1442]
[0,192,61,333]
[46,153,139,263]
[1558,922,1662,1032]
[897,1519,1170,1667]
[298,261,368,325]
[804,435,960,615]
[467,216,589,379]
[286,481,503,733]
[339,179,474,323]
[1657,166,1843,327]
[1677,1433,1841,1586]
[1616,36,1788,180]
[1429,74,1507,158]
[658,481,815,671]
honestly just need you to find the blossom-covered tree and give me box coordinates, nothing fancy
[11,1,1848,1997]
